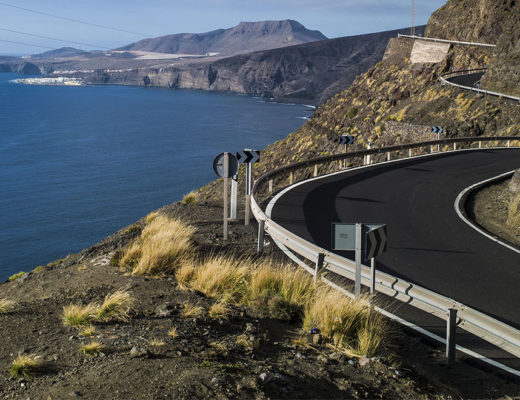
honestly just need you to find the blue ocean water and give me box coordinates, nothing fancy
[0,73,310,280]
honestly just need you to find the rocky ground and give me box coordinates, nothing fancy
[1,198,520,400]
[469,174,520,247]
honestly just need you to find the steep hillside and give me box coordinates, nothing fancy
[425,0,518,43]
[117,20,327,56]
[480,7,520,96]
[84,26,423,104]
[198,0,520,200]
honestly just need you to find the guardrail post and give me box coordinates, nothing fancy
[386,152,391,161]
[478,141,482,149]
[289,171,294,185]
[453,143,457,151]
[257,220,265,255]
[314,164,318,177]
[370,257,376,295]
[315,253,325,283]
[446,308,457,366]
[507,140,511,148]
[408,148,412,157]
[268,179,273,193]
[355,223,362,297]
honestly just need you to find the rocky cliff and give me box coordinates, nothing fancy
[480,6,520,96]
[197,0,520,200]
[84,26,423,105]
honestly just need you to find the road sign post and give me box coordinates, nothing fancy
[339,135,354,169]
[230,175,238,221]
[332,222,387,298]
[213,152,239,241]
[355,223,362,296]
[223,154,229,241]
[236,149,260,226]
[432,126,444,152]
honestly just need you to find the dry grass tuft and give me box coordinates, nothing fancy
[182,256,249,304]
[147,338,165,347]
[9,354,42,377]
[62,303,98,327]
[120,215,196,275]
[80,341,103,355]
[209,302,231,321]
[180,301,204,319]
[0,298,16,314]
[145,211,159,225]
[79,325,96,337]
[167,327,178,338]
[303,288,386,355]
[8,271,25,282]
[96,289,135,322]
[182,191,198,204]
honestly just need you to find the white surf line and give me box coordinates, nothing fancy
[455,170,520,255]
[265,146,520,377]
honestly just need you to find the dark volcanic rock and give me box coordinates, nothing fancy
[87,26,424,104]
[18,62,41,75]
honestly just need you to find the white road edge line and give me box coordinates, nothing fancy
[265,146,520,377]
[454,171,520,255]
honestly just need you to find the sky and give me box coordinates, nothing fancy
[0,0,446,55]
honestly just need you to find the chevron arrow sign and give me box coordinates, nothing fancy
[236,149,260,164]
[339,135,355,145]
[364,224,387,260]
[431,126,444,134]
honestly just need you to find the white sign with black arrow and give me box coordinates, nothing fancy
[236,149,261,225]
[332,222,387,296]
[339,135,354,168]
[431,126,445,152]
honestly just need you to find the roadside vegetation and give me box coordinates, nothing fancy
[117,214,388,356]
[62,289,135,327]
[9,354,42,378]
[0,298,16,314]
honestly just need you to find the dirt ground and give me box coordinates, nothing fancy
[469,178,520,248]
[1,199,520,400]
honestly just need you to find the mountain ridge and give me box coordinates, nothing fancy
[117,19,327,56]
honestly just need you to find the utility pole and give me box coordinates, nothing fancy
[411,0,416,36]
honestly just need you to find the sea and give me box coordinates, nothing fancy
[0,73,310,281]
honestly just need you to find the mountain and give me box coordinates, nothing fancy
[31,47,89,58]
[117,20,327,56]
[83,26,422,104]
[32,47,89,59]
[197,0,520,198]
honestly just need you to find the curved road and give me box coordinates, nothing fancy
[447,71,485,87]
[270,149,520,329]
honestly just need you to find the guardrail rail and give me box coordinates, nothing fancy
[250,136,520,367]
[441,68,520,102]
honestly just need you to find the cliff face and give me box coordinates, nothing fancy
[425,0,518,43]
[118,20,327,56]
[199,0,520,200]
[85,27,423,105]
[480,10,520,96]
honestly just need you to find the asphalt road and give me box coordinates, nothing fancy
[447,71,485,87]
[270,149,520,329]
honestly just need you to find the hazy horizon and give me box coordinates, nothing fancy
[0,0,445,56]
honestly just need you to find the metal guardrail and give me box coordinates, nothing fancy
[398,34,496,48]
[441,69,520,102]
[251,136,520,359]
